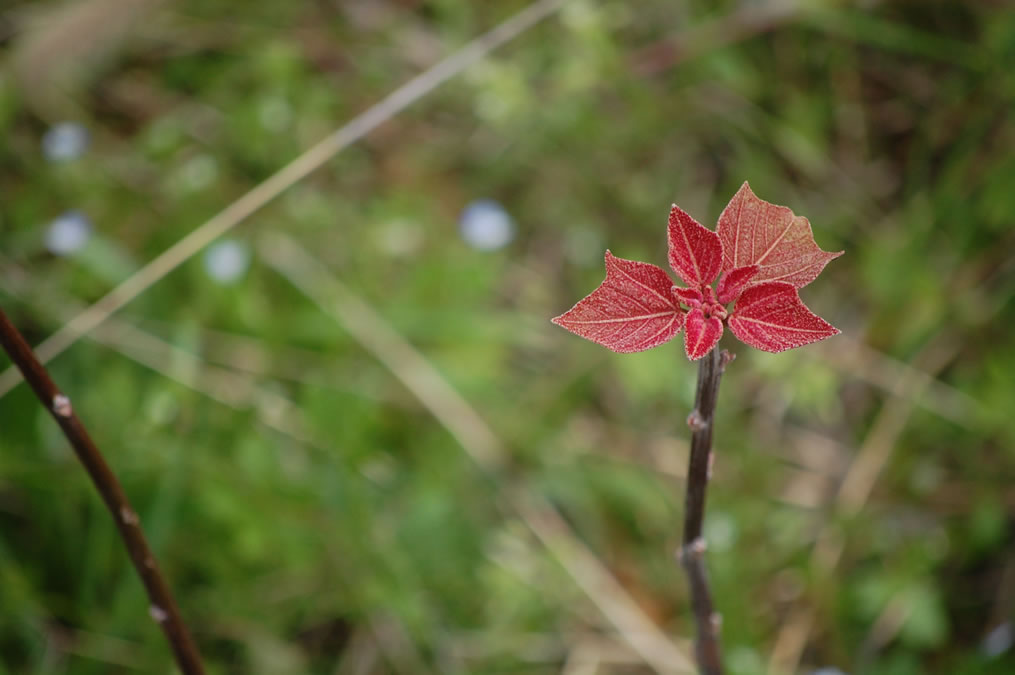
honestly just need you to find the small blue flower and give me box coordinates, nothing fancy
[459,199,515,251]
[42,122,89,162]
[983,622,1012,658]
[203,240,251,284]
[45,211,91,255]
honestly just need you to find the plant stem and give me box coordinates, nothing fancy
[0,307,205,675]
[680,345,730,675]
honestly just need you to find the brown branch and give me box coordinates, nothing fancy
[678,346,732,675]
[0,306,204,674]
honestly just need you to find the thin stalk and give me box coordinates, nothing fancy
[0,306,204,674]
[679,345,731,675]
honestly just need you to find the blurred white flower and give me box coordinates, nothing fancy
[45,211,91,255]
[459,199,515,251]
[204,239,251,284]
[42,122,89,162]
[983,622,1012,658]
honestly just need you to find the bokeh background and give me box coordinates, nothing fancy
[2,1,1014,673]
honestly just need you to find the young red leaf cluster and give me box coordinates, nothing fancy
[552,183,842,359]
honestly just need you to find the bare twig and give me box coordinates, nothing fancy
[678,346,730,675]
[0,306,204,674]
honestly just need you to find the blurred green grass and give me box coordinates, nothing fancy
[2,0,1015,673]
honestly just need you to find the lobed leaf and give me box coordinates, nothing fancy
[551,251,684,353]
[667,204,723,288]
[728,281,840,353]
[717,182,842,289]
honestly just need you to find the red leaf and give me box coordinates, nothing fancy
[717,182,842,289]
[683,307,723,361]
[667,204,722,288]
[728,282,840,353]
[673,286,703,308]
[551,251,684,353]
[716,264,759,305]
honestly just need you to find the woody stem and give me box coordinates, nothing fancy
[679,345,730,675]
[0,306,205,674]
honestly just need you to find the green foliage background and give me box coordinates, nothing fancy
[2,1,1014,673]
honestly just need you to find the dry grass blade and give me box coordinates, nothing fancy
[353,614,434,675]
[258,233,505,473]
[0,0,570,401]
[516,496,696,674]
[90,319,317,447]
[814,337,977,427]
[11,0,165,116]
[767,335,962,674]
[1,260,317,448]
[260,233,694,675]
